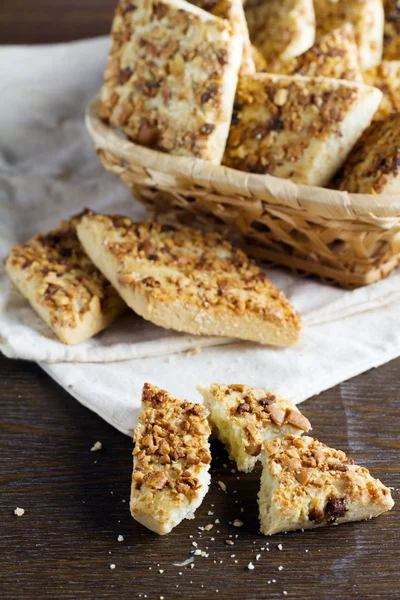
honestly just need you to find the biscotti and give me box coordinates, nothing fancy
[5,214,125,345]
[198,384,311,472]
[77,212,301,346]
[98,0,243,163]
[130,383,211,534]
[258,435,394,535]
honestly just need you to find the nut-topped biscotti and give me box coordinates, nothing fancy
[334,114,400,193]
[383,0,400,59]
[5,215,126,345]
[245,0,315,62]
[187,0,254,74]
[98,0,242,164]
[130,383,212,534]
[314,0,384,70]
[222,74,382,185]
[198,384,311,472]
[264,25,363,82]
[259,435,394,535]
[364,60,400,120]
[76,212,301,346]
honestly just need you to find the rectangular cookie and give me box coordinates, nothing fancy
[130,383,211,535]
[259,435,394,535]
[5,215,126,346]
[264,24,363,82]
[364,60,400,120]
[334,114,400,194]
[76,212,301,347]
[245,0,315,62]
[383,0,400,60]
[314,0,384,70]
[99,0,243,164]
[187,0,255,74]
[222,74,382,186]
[198,384,311,472]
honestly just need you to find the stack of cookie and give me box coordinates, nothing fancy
[97,0,400,193]
[130,382,394,535]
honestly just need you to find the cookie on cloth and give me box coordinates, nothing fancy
[98,0,243,164]
[5,214,125,346]
[130,383,211,534]
[222,74,382,186]
[198,383,311,472]
[258,435,394,535]
[76,212,301,347]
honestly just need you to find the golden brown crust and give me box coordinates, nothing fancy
[77,212,301,346]
[334,114,400,193]
[99,0,242,163]
[364,60,400,120]
[222,74,381,185]
[264,25,363,82]
[5,213,125,345]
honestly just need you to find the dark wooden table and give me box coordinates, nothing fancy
[1,3,399,599]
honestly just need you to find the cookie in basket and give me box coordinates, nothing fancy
[334,114,400,193]
[314,0,384,70]
[187,0,254,74]
[245,0,315,62]
[258,435,394,535]
[263,24,363,82]
[98,0,242,164]
[364,60,400,120]
[383,0,400,60]
[5,214,126,345]
[222,74,382,186]
[197,383,311,472]
[76,212,301,347]
[130,383,211,535]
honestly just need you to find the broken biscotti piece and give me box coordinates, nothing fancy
[5,215,125,345]
[364,61,400,120]
[222,74,382,186]
[98,0,242,164]
[245,0,315,62]
[258,435,394,535]
[383,0,400,60]
[187,0,254,75]
[314,0,384,70]
[130,383,211,535]
[197,384,311,472]
[335,115,400,194]
[76,212,301,347]
[264,25,363,82]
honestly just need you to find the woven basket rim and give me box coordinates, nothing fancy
[86,93,400,223]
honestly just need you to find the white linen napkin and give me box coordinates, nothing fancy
[2,37,400,436]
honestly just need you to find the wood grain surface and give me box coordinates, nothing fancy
[0,354,399,600]
[1,3,399,599]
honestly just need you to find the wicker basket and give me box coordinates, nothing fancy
[86,95,400,287]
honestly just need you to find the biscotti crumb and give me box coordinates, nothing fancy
[14,507,25,517]
[90,441,102,452]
